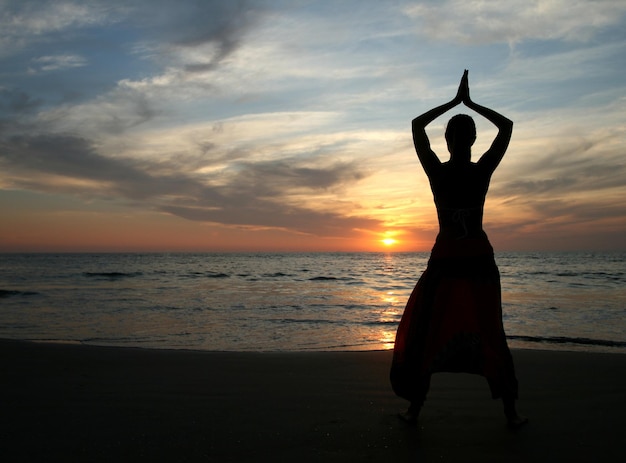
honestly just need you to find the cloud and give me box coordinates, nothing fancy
[233,159,366,192]
[500,126,625,192]
[158,201,380,238]
[0,134,158,196]
[0,1,123,55]
[404,0,626,45]
[498,41,626,106]
[136,0,260,46]
[0,88,43,114]
[0,0,268,135]
[486,121,626,238]
[0,89,45,138]
[0,130,380,237]
[32,85,162,136]
[28,54,87,73]
[1,0,263,79]
[127,0,264,74]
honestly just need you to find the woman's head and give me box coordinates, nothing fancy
[445,114,476,155]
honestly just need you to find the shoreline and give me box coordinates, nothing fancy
[2,339,625,461]
[3,335,625,355]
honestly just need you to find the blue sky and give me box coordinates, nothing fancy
[1,0,625,251]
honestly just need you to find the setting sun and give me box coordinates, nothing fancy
[381,238,398,246]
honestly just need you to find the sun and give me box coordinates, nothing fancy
[379,230,401,249]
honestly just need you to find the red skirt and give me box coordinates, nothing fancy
[390,235,518,401]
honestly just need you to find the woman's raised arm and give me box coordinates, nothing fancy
[412,70,467,176]
[462,75,513,174]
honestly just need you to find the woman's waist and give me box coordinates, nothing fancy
[437,223,485,239]
[436,207,484,239]
[431,231,493,259]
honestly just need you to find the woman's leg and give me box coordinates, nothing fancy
[398,374,431,424]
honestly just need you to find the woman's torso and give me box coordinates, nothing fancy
[428,162,492,240]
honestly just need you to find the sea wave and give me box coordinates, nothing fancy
[0,289,39,297]
[83,272,143,279]
[507,335,626,349]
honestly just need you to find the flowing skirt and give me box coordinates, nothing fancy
[390,235,518,404]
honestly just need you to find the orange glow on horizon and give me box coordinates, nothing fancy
[379,230,401,248]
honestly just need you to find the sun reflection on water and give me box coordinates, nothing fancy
[382,291,399,305]
[378,329,397,350]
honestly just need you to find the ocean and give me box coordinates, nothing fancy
[0,252,624,353]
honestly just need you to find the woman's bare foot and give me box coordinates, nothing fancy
[507,414,529,429]
[397,410,418,425]
[503,397,527,429]
[397,403,421,425]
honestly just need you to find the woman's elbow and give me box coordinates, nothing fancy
[501,118,513,135]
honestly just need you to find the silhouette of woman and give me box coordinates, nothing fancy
[390,70,527,427]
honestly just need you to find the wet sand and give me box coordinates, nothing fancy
[1,340,624,462]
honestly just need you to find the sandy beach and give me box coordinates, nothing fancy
[1,340,624,462]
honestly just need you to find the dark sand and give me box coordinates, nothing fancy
[1,340,624,462]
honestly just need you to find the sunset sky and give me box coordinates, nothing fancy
[1,0,625,252]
